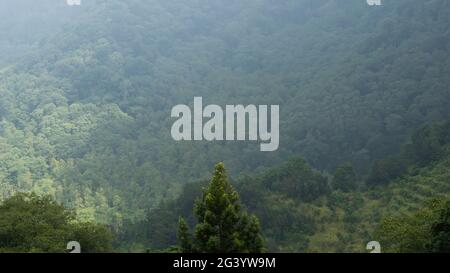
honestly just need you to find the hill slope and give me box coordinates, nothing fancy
[132,136,450,252]
[0,0,449,231]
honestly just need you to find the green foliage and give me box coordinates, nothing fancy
[332,163,357,192]
[137,125,450,252]
[177,217,192,253]
[367,121,450,187]
[0,0,449,253]
[70,223,114,253]
[375,197,450,253]
[0,193,113,253]
[259,157,329,201]
[1,1,450,230]
[430,200,450,252]
[178,163,264,253]
[367,156,407,186]
[411,122,450,166]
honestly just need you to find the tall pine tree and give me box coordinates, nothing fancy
[178,162,264,253]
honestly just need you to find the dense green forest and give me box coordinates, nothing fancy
[120,121,450,252]
[0,0,449,252]
[0,193,113,253]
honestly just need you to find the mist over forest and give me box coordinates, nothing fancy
[0,0,449,253]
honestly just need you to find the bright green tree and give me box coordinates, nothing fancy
[0,193,114,253]
[376,198,450,253]
[178,163,264,253]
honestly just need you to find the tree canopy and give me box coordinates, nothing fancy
[0,193,113,253]
[178,163,264,253]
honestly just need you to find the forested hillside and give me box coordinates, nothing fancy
[0,0,449,252]
[0,0,84,66]
[126,121,450,252]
